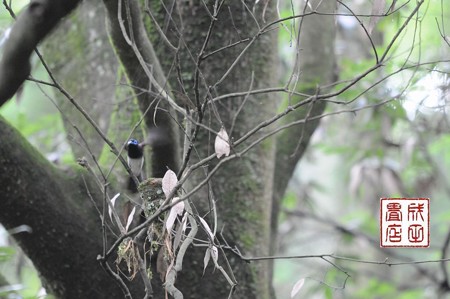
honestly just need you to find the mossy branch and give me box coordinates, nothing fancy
[0,0,81,104]
[0,115,145,298]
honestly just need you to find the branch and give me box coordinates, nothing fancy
[0,0,81,104]
[284,209,439,283]
[239,252,450,267]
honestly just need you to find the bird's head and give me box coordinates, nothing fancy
[128,139,139,146]
[126,139,140,150]
[126,139,145,159]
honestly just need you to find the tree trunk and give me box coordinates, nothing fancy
[270,0,338,264]
[144,2,278,298]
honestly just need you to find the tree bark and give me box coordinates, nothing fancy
[146,2,278,298]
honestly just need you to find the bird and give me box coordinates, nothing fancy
[124,139,146,225]
[125,139,145,180]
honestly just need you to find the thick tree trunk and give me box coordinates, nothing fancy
[148,2,278,298]
[0,116,145,298]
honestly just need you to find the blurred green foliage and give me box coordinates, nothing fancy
[0,245,49,298]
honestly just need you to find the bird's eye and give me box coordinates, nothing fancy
[128,139,138,145]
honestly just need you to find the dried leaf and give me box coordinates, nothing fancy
[214,127,230,159]
[173,198,185,215]
[166,197,185,233]
[162,169,178,198]
[181,213,188,233]
[125,206,136,232]
[290,278,305,298]
[108,193,120,223]
[368,0,386,35]
[199,216,214,240]
[211,246,218,265]
[166,210,178,234]
[173,213,188,252]
[203,247,211,275]
[173,221,184,251]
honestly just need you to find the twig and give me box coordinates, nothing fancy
[98,257,133,299]
[229,71,254,136]
[33,47,139,186]
[337,0,379,64]
[144,0,177,51]
[135,243,153,298]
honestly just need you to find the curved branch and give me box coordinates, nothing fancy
[0,116,144,298]
[165,201,197,298]
[0,0,81,104]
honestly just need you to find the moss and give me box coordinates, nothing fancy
[217,160,266,251]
